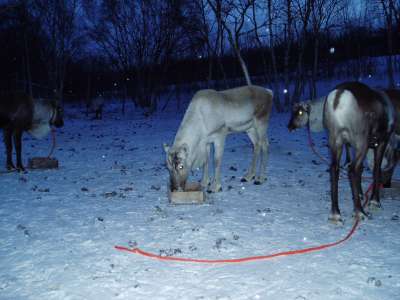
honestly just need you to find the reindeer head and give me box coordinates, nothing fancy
[288,102,310,131]
[163,143,190,192]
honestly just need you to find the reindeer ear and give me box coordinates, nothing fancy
[163,143,170,153]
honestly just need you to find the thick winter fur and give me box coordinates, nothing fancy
[323,82,396,224]
[289,91,400,188]
[164,85,273,192]
[0,92,64,171]
[288,97,325,132]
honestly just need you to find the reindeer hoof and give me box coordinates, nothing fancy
[241,175,255,183]
[353,210,370,221]
[328,213,344,225]
[6,163,15,171]
[368,200,382,210]
[207,185,222,193]
[254,176,266,185]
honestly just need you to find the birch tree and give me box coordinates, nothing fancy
[207,0,256,85]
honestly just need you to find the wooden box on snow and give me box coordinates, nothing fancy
[28,157,59,169]
[168,182,205,204]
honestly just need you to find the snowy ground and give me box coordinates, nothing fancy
[1,89,400,300]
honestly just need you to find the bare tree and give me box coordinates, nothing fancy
[281,0,294,108]
[86,0,193,112]
[379,0,399,88]
[32,0,83,100]
[290,0,313,105]
[207,0,255,85]
[308,0,345,99]
[190,0,228,88]
[265,0,283,111]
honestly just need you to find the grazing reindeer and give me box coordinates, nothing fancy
[0,92,64,171]
[164,85,273,193]
[324,82,396,224]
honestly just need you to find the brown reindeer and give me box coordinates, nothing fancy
[0,92,64,171]
[324,82,397,224]
[288,90,400,188]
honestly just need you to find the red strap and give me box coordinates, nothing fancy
[114,185,375,264]
[115,218,359,264]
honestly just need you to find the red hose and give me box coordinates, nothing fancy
[114,184,374,264]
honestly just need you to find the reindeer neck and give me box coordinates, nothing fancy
[308,98,325,132]
[173,108,206,169]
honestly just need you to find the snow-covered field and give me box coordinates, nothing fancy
[1,86,400,300]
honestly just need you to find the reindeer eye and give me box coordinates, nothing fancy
[177,164,184,170]
[298,110,303,115]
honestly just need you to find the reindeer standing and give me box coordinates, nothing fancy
[0,92,64,171]
[164,85,273,193]
[324,82,397,224]
[288,83,400,221]
[288,87,400,186]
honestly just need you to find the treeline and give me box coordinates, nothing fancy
[0,0,399,112]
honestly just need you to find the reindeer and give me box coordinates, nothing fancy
[163,85,273,193]
[0,92,64,171]
[323,82,397,224]
[288,89,400,188]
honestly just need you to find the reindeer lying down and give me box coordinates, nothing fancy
[0,92,64,171]
[164,85,273,193]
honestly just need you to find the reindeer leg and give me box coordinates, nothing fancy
[344,144,352,168]
[381,149,398,188]
[209,137,225,193]
[201,143,211,189]
[369,143,386,209]
[242,128,259,183]
[328,144,343,224]
[4,128,15,170]
[13,129,25,171]
[350,145,369,220]
[255,137,269,185]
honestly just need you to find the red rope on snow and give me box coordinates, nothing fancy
[115,129,386,264]
[114,221,359,264]
[114,184,375,264]
[307,125,330,165]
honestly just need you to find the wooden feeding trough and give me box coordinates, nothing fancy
[168,182,205,204]
[28,157,59,170]
[381,181,400,200]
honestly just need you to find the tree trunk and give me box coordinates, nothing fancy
[386,11,395,88]
[234,43,252,86]
[267,0,282,112]
[311,37,319,100]
[23,32,33,97]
